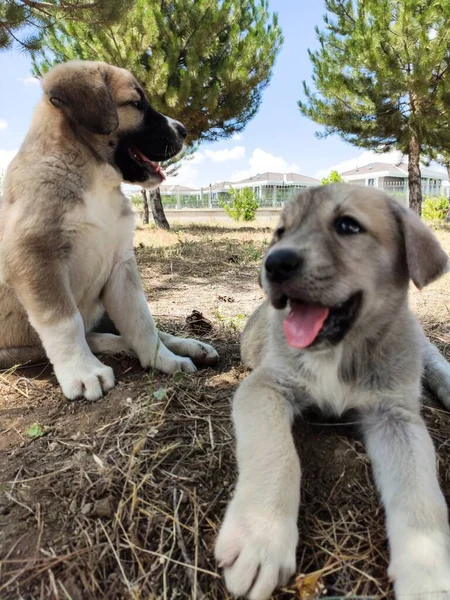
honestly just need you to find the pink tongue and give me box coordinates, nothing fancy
[134,148,166,180]
[283,303,329,349]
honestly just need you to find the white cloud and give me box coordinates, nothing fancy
[166,162,200,189]
[231,148,300,182]
[204,145,245,162]
[189,152,206,165]
[0,149,17,173]
[313,150,409,180]
[18,76,40,86]
[0,120,8,130]
[231,132,244,141]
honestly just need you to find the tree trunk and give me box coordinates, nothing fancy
[408,135,422,215]
[141,189,149,224]
[149,187,170,230]
[445,162,450,222]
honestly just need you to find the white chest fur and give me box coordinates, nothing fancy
[299,348,356,416]
[67,168,135,324]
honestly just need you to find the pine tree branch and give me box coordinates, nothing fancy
[19,0,107,10]
[18,0,54,19]
[4,25,39,50]
[105,28,124,63]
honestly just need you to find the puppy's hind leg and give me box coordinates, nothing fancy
[91,311,219,366]
[362,402,450,599]
[86,333,135,357]
[0,346,48,369]
[157,330,219,366]
[422,336,450,410]
[101,252,197,375]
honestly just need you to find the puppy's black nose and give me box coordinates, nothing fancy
[175,122,187,139]
[265,249,302,282]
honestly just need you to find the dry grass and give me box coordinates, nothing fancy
[1,223,450,600]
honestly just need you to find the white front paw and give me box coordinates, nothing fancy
[393,567,450,600]
[54,354,115,401]
[391,533,450,599]
[215,498,297,600]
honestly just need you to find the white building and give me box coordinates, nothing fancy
[341,162,446,202]
[159,171,320,209]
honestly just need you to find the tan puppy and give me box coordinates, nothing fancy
[0,60,218,401]
[216,184,450,600]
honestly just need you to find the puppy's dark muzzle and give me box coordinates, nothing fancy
[174,121,187,140]
[265,249,303,283]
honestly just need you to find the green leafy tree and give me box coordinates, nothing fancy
[0,0,132,51]
[298,0,450,215]
[32,0,282,228]
[321,169,343,185]
[221,186,259,221]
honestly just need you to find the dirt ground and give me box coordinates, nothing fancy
[1,222,450,600]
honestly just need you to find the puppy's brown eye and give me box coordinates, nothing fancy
[127,100,144,110]
[335,216,365,235]
[276,227,285,238]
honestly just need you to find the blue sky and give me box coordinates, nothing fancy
[0,0,444,189]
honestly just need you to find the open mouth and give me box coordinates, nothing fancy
[128,147,166,181]
[281,292,363,349]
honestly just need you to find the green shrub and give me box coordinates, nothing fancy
[220,187,259,221]
[422,195,449,221]
[321,170,343,185]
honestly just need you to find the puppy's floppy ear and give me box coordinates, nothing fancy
[42,61,119,135]
[392,201,449,289]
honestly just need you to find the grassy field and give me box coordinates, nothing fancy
[1,222,450,599]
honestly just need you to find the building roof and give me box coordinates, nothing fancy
[159,184,197,193]
[234,171,320,185]
[208,181,231,191]
[341,162,446,179]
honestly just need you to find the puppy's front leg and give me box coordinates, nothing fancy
[101,252,196,374]
[8,266,114,401]
[215,369,300,600]
[362,403,450,599]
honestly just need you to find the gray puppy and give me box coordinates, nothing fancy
[216,184,450,600]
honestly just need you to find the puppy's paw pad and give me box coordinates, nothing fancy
[215,525,242,568]
[392,559,450,599]
[154,350,197,375]
[56,359,115,401]
[194,341,219,365]
[179,357,197,373]
[216,503,297,600]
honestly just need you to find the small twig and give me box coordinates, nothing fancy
[173,489,206,598]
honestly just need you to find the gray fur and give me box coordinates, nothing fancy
[216,184,450,600]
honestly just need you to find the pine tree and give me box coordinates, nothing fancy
[425,150,450,183]
[32,0,282,227]
[298,0,450,214]
[0,0,131,51]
